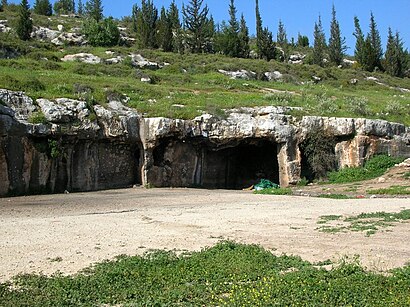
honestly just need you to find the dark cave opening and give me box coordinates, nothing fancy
[151,137,280,190]
[202,139,280,189]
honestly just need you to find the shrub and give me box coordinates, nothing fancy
[300,128,337,180]
[28,111,48,124]
[82,17,120,47]
[346,96,370,116]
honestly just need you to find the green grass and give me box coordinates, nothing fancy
[404,172,410,180]
[1,9,410,123]
[317,209,410,236]
[254,187,293,195]
[328,155,406,184]
[1,242,410,306]
[367,185,410,195]
[318,194,351,199]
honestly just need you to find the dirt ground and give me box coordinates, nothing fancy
[0,186,409,282]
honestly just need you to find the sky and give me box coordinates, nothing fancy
[14,0,410,54]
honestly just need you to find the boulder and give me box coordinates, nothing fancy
[51,32,86,46]
[129,54,161,70]
[0,20,11,33]
[288,53,306,64]
[0,89,36,121]
[105,56,123,64]
[31,26,60,41]
[37,98,90,123]
[264,71,283,81]
[218,69,257,80]
[61,53,101,64]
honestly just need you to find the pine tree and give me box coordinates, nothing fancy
[277,20,288,62]
[16,0,33,41]
[353,16,365,67]
[54,0,74,15]
[297,33,309,47]
[238,14,250,58]
[254,0,275,61]
[328,5,346,65]
[385,29,406,77]
[312,15,326,66]
[85,0,103,22]
[78,0,83,15]
[157,6,173,51]
[277,20,287,46]
[168,1,181,52]
[368,12,383,71]
[182,0,211,53]
[133,0,158,49]
[34,0,52,16]
[218,0,241,57]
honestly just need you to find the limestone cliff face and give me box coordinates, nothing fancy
[0,89,141,196]
[0,89,409,196]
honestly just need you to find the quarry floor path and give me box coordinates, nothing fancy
[0,188,409,281]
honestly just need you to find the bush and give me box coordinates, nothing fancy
[346,96,371,116]
[300,128,337,180]
[28,111,48,124]
[82,17,120,47]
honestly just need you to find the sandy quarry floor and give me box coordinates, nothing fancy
[0,188,409,282]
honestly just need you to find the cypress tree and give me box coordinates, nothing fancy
[85,0,103,22]
[16,0,33,41]
[238,14,250,58]
[328,5,346,65]
[312,15,326,66]
[353,16,365,67]
[182,0,211,53]
[368,12,383,71]
[34,0,52,16]
[255,0,263,58]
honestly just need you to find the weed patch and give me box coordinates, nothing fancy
[328,155,405,184]
[367,185,410,195]
[317,209,410,236]
[254,188,293,195]
[1,242,409,306]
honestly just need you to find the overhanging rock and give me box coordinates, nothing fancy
[1,89,409,196]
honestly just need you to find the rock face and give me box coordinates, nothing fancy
[61,53,101,64]
[0,90,141,196]
[1,89,409,196]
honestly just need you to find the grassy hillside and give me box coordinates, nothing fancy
[1,11,410,125]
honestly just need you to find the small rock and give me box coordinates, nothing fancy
[64,190,70,194]
[141,77,152,83]
[370,195,377,199]
[350,78,359,85]
[57,24,64,32]
[378,177,386,183]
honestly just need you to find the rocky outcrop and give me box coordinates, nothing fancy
[0,90,142,196]
[1,89,409,196]
[218,69,257,80]
[0,20,11,33]
[61,53,101,64]
[31,26,86,46]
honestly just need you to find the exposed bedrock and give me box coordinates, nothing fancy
[1,89,409,196]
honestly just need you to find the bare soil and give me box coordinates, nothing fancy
[0,186,409,282]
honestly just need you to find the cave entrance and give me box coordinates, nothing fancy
[201,139,280,190]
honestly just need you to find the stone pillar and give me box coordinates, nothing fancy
[277,141,301,187]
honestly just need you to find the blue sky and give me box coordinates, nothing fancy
[15,0,410,53]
